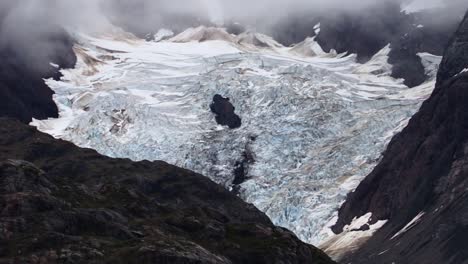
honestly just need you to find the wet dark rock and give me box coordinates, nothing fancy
[210,94,242,129]
[232,149,255,186]
[233,160,248,186]
[333,12,468,264]
[0,118,334,264]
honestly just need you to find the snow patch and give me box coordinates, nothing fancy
[320,213,388,261]
[391,212,425,240]
[418,52,442,79]
[153,29,174,42]
[314,23,321,35]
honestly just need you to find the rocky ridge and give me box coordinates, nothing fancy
[331,11,468,264]
[0,118,334,264]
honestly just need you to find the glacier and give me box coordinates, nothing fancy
[32,27,439,245]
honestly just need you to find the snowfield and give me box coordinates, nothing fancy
[32,27,439,245]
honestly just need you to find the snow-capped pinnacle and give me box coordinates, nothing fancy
[236,31,284,49]
[153,29,174,42]
[169,26,235,43]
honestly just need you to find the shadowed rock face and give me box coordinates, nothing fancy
[389,8,463,87]
[210,94,242,129]
[332,12,468,264]
[388,27,429,88]
[0,17,76,123]
[437,12,468,85]
[316,3,463,87]
[269,14,320,47]
[0,118,334,264]
[316,2,410,63]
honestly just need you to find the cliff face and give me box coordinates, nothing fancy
[0,118,334,264]
[437,12,468,85]
[333,11,468,264]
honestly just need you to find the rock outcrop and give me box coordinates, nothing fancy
[210,94,242,129]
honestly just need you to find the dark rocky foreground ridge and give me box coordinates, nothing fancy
[0,118,334,264]
[333,11,468,264]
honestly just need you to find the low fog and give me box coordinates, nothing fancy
[0,0,466,71]
[1,0,466,36]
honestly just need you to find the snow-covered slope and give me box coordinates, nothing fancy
[32,29,439,245]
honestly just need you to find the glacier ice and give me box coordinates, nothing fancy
[32,30,439,245]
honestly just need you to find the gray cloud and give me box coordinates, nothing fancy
[0,0,466,65]
[1,0,466,37]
